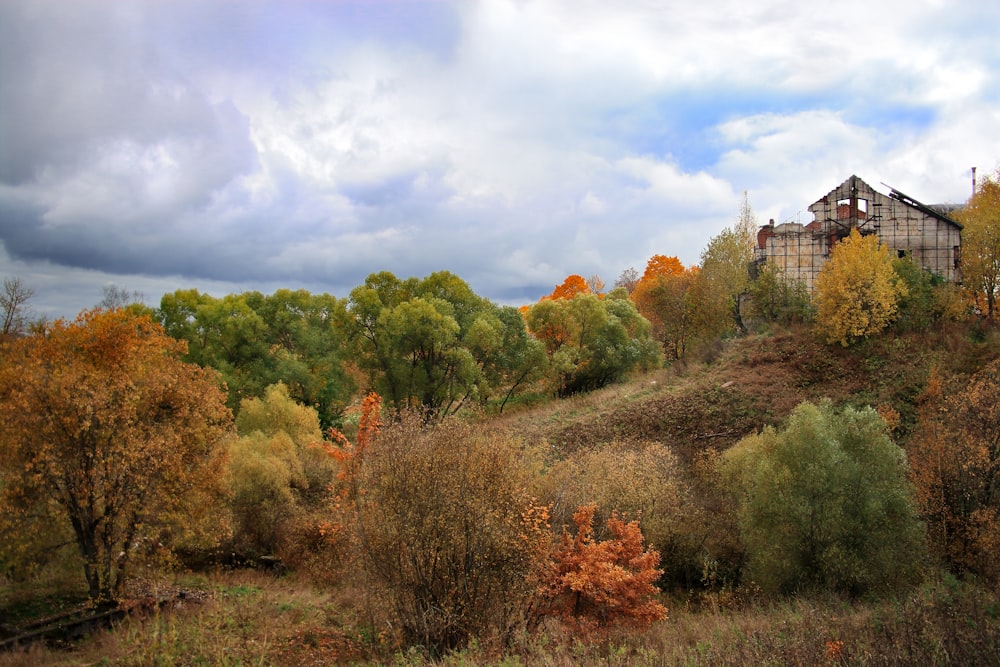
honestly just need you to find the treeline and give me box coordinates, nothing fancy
[153,269,660,427]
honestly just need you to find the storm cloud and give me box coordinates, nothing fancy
[1,0,998,319]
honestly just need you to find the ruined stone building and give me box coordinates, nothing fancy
[755,175,962,291]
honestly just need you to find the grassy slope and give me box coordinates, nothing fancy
[502,321,999,460]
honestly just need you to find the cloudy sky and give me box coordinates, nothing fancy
[2,0,998,320]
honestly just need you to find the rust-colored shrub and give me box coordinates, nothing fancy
[534,503,666,635]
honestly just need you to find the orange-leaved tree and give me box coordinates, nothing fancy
[0,309,232,601]
[631,256,699,358]
[636,254,684,288]
[545,274,592,301]
[321,391,382,549]
[534,503,666,635]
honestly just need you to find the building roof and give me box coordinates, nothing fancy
[882,182,963,230]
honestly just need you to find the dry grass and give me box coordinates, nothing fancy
[0,570,369,666]
[5,565,997,666]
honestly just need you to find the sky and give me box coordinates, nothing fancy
[2,0,999,320]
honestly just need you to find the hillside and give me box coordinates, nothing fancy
[501,321,999,461]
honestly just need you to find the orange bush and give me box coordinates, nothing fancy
[535,503,666,635]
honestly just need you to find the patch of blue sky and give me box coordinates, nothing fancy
[843,103,936,134]
[597,90,839,171]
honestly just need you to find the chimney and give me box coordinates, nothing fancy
[972,166,977,198]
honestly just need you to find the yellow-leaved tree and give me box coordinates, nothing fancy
[955,170,1000,319]
[814,228,907,346]
[0,309,232,601]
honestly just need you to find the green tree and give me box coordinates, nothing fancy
[347,271,536,417]
[746,263,813,326]
[243,289,354,429]
[721,400,924,595]
[158,289,353,428]
[691,191,758,338]
[525,292,660,396]
[814,229,907,346]
[955,171,1000,319]
[0,309,231,600]
[891,254,961,331]
[465,305,548,413]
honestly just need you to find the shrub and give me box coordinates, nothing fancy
[228,384,337,559]
[721,400,925,594]
[909,361,1000,581]
[533,503,666,635]
[344,414,550,652]
[540,441,704,587]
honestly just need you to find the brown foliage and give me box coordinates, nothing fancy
[908,361,1000,580]
[330,405,550,651]
[540,441,705,587]
[0,309,232,600]
[534,503,666,635]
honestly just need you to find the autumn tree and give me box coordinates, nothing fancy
[98,284,148,312]
[692,192,758,337]
[586,274,606,296]
[635,255,685,290]
[632,265,700,359]
[545,274,592,300]
[955,170,1000,319]
[814,229,908,346]
[525,292,660,396]
[227,383,336,560]
[629,254,695,358]
[1,276,34,338]
[0,309,232,601]
[908,362,1000,581]
[721,400,924,594]
[614,267,640,294]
